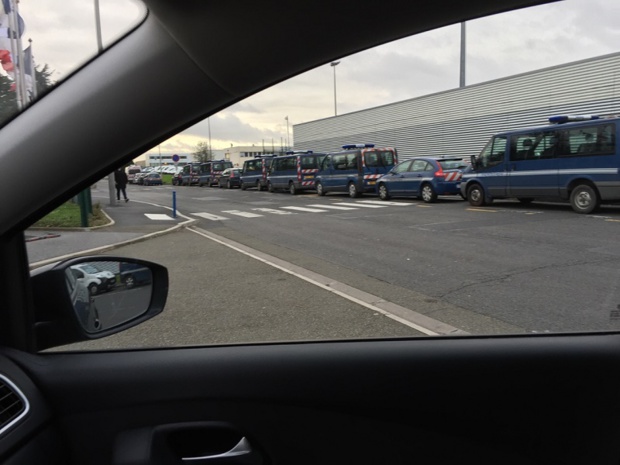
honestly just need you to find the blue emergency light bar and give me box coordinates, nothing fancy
[548,115,601,124]
[342,144,375,149]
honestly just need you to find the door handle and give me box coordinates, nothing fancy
[183,437,251,462]
[114,422,263,465]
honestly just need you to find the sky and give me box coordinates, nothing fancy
[14,0,620,156]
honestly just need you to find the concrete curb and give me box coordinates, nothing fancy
[29,201,196,269]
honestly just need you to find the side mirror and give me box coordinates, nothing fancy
[31,256,168,351]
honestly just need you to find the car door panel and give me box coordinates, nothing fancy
[4,334,620,464]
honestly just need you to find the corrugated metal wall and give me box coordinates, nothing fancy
[294,52,620,160]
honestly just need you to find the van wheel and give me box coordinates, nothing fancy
[421,183,437,203]
[570,184,599,214]
[467,184,486,207]
[88,283,99,295]
[316,182,326,196]
[378,183,390,200]
[289,182,298,195]
[256,180,263,191]
[268,182,275,193]
[227,180,232,189]
[241,183,247,191]
[348,182,360,198]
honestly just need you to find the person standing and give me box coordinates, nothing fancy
[114,168,129,202]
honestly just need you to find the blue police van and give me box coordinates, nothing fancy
[460,114,620,213]
[198,160,233,187]
[240,154,276,191]
[314,144,398,198]
[267,151,324,195]
[180,162,202,186]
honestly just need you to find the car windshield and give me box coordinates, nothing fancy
[20,0,620,351]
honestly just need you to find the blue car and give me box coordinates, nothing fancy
[376,157,469,202]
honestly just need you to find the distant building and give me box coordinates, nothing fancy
[145,153,191,167]
[223,145,286,167]
[294,51,620,161]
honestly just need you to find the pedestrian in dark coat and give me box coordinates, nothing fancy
[114,168,129,202]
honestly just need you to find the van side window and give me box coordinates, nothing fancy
[511,134,536,160]
[479,136,506,168]
[333,154,347,170]
[565,123,616,156]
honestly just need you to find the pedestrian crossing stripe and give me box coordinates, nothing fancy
[358,200,411,206]
[281,206,329,213]
[145,214,175,220]
[252,208,296,215]
[222,210,263,218]
[330,202,385,208]
[308,204,357,210]
[193,212,229,221]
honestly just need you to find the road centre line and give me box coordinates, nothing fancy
[188,226,467,336]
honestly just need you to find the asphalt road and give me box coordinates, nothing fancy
[52,181,620,349]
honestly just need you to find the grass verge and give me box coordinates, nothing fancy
[32,201,109,228]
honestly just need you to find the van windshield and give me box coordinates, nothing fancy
[365,150,396,167]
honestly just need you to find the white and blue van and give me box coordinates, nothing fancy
[460,115,620,213]
[267,151,324,195]
[314,144,398,198]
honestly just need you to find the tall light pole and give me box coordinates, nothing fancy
[330,61,340,116]
[285,116,290,151]
[459,22,466,88]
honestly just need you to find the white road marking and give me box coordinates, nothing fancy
[357,200,410,206]
[308,204,358,210]
[222,210,264,218]
[333,202,386,208]
[145,214,175,220]
[189,227,467,336]
[281,206,329,213]
[252,208,296,215]
[192,212,229,221]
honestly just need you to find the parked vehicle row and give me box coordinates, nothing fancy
[165,114,620,213]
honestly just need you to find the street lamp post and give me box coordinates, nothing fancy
[330,61,340,116]
[285,116,290,151]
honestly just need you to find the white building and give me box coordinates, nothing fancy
[222,145,286,167]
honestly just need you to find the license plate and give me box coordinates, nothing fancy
[367,180,376,185]
[304,175,314,179]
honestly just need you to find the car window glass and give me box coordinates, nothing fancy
[0,0,145,127]
[23,0,620,352]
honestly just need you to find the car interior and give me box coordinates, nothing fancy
[2,0,620,464]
